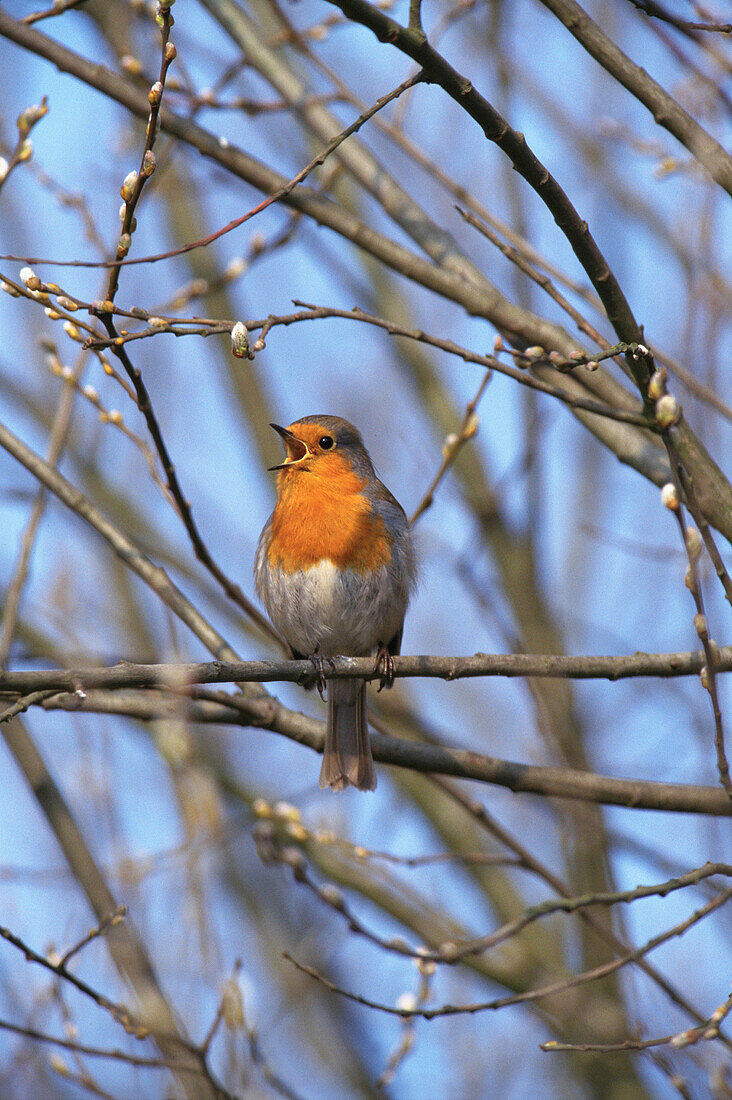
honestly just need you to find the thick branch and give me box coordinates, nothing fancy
[539,0,732,192]
[35,689,732,817]
[2,647,731,695]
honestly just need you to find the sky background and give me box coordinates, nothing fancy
[0,0,731,1096]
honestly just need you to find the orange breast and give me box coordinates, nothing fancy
[266,456,390,574]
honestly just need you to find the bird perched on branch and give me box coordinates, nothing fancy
[255,415,416,790]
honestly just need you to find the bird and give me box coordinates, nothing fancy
[254,415,416,791]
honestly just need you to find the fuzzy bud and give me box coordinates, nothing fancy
[463,413,479,439]
[230,321,250,359]
[660,483,679,511]
[281,847,306,875]
[396,992,417,1013]
[524,345,545,361]
[148,82,163,107]
[224,256,247,279]
[83,385,99,402]
[647,369,667,401]
[147,316,169,329]
[120,54,143,76]
[221,977,244,1031]
[164,42,177,62]
[693,613,707,638]
[319,884,345,909]
[0,157,9,184]
[685,527,702,560]
[493,334,504,353]
[285,821,307,842]
[20,266,39,289]
[585,360,599,372]
[442,432,459,459]
[17,140,33,163]
[16,100,48,137]
[274,801,300,822]
[55,296,78,312]
[655,394,680,428]
[63,321,82,342]
[117,234,132,257]
[700,665,709,691]
[142,151,156,178]
[120,170,138,202]
[44,307,61,320]
[1,280,20,297]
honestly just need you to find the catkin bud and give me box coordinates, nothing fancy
[685,527,702,560]
[230,321,250,358]
[16,100,48,136]
[319,884,345,909]
[655,394,680,428]
[221,977,244,1031]
[120,170,138,202]
[463,413,479,439]
[20,266,39,289]
[647,369,667,400]
[660,483,679,511]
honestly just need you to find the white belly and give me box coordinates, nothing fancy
[257,558,407,657]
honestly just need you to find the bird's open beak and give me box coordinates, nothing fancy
[268,423,311,470]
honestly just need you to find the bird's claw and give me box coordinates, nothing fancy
[374,645,395,692]
[306,654,335,700]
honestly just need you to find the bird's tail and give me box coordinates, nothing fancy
[320,678,375,791]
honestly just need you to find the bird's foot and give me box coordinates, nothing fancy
[374,644,395,692]
[304,654,335,700]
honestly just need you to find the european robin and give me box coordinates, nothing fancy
[254,415,416,791]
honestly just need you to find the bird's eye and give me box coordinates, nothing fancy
[319,435,335,450]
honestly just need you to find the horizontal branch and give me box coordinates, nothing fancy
[1,647,730,696]
[31,688,732,817]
